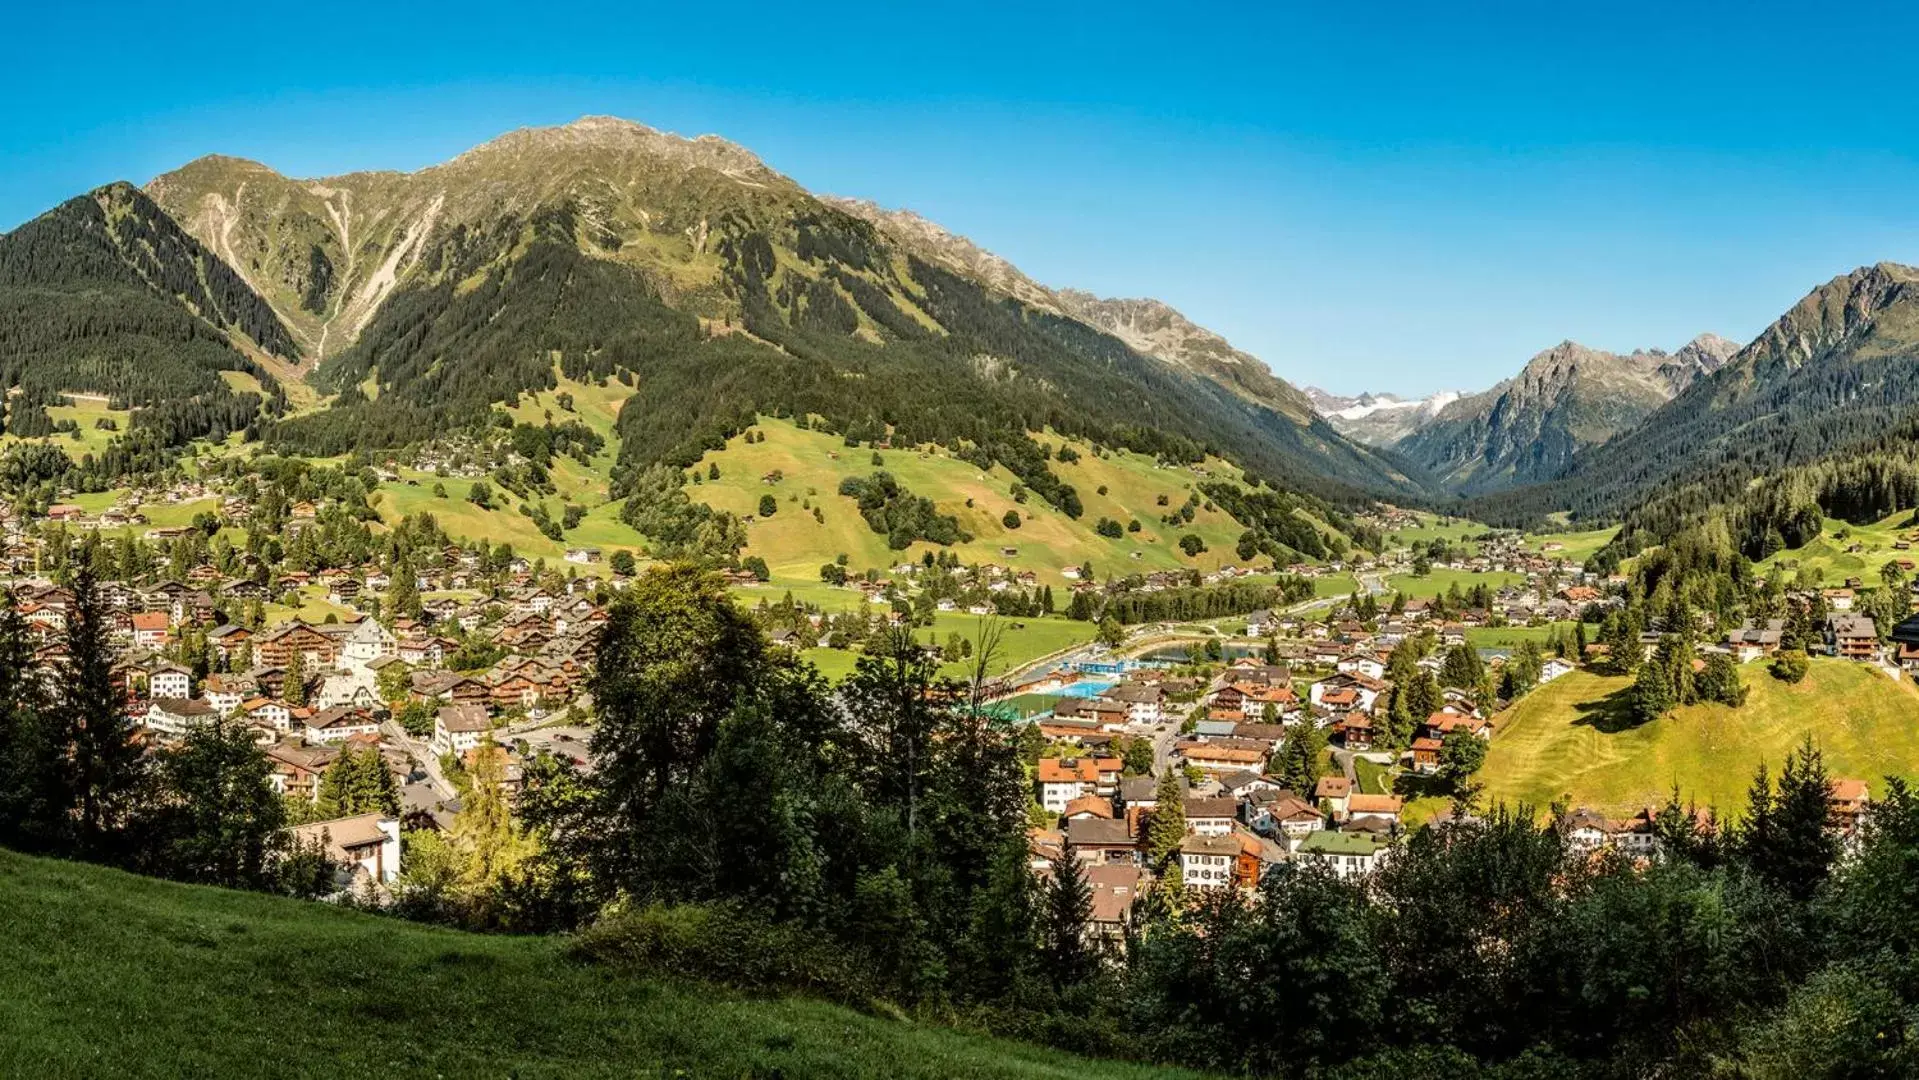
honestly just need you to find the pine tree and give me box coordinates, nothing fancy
[0,592,56,849]
[59,561,146,853]
[1274,723,1326,795]
[1042,838,1095,985]
[282,648,308,707]
[1144,768,1187,872]
[152,713,285,888]
[387,557,422,622]
[1739,736,1840,903]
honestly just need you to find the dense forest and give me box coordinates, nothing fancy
[0,183,288,447]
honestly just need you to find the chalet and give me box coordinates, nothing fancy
[1825,614,1879,661]
[432,703,493,757]
[203,673,252,716]
[1410,736,1443,774]
[1178,833,1241,890]
[207,624,252,662]
[256,622,339,669]
[1725,619,1785,662]
[1099,683,1165,725]
[1063,816,1138,865]
[1297,830,1392,879]
[130,610,171,649]
[304,706,379,744]
[1183,797,1237,837]
[244,697,293,733]
[1036,756,1123,813]
[1346,793,1404,826]
[1562,808,1612,854]
[1084,864,1141,944]
[1823,587,1856,612]
[145,697,216,738]
[147,662,192,701]
[264,740,338,801]
[1830,778,1873,836]
[1314,775,1352,818]
[291,813,401,888]
[563,546,603,565]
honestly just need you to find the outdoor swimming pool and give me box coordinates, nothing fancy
[1054,679,1119,698]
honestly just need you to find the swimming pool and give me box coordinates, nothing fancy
[1055,679,1118,699]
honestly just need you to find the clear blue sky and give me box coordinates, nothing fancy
[8,1,1919,395]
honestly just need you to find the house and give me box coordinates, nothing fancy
[1037,756,1123,813]
[1177,833,1242,890]
[244,697,293,733]
[131,610,171,649]
[207,624,253,663]
[1084,864,1141,944]
[264,739,338,801]
[1244,609,1276,637]
[1314,775,1352,818]
[1410,736,1443,774]
[304,706,379,744]
[432,703,493,757]
[1823,587,1856,612]
[145,697,216,738]
[147,662,193,701]
[1725,619,1785,662]
[1336,654,1387,681]
[1100,683,1165,725]
[1539,657,1576,682]
[1297,830,1393,879]
[1064,816,1139,865]
[1246,790,1325,847]
[564,546,603,565]
[203,673,251,717]
[1830,778,1872,836]
[290,813,401,887]
[1561,808,1612,854]
[1825,614,1879,661]
[1346,793,1404,825]
[1183,797,1237,837]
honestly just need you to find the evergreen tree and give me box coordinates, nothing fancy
[1042,838,1095,985]
[387,557,422,622]
[1144,768,1187,873]
[58,560,147,853]
[316,745,400,818]
[149,714,285,888]
[0,593,57,849]
[1273,723,1327,795]
[1630,654,1675,724]
[282,647,308,707]
[1738,737,1839,903]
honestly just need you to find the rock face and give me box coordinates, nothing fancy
[1394,335,1737,494]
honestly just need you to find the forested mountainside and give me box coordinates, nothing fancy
[138,117,1418,508]
[0,183,289,447]
[1472,264,1919,527]
[1396,335,1735,495]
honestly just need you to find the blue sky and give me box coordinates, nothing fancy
[7,1,1919,395]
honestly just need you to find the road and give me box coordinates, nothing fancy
[383,720,457,800]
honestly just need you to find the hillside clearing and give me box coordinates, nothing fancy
[0,848,1192,1080]
[1477,661,1919,816]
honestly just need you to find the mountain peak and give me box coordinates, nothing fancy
[448,115,776,180]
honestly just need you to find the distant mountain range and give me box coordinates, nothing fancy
[1394,334,1739,494]
[1304,387,1466,447]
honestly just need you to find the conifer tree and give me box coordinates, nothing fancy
[1144,767,1187,872]
[1043,838,1095,985]
[59,560,147,853]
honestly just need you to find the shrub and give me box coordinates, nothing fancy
[572,903,880,1003]
[1002,509,1021,529]
[1770,649,1810,684]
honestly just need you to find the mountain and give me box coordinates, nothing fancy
[1485,263,1919,524]
[0,181,292,446]
[1395,334,1737,495]
[1304,387,1466,447]
[140,116,1417,507]
[825,201,1322,423]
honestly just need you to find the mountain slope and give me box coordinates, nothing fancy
[1489,264,1919,524]
[0,846,1188,1080]
[1304,387,1465,447]
[1396,334,1735,494]
[0,182,290,444]
[146,117,1419,505]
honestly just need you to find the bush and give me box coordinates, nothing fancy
[1095,518,1123,539]
[1771,649,1811,684]
[758,494,777,517]
[1002,509,1021,529]
[573,903,880,1003]
[1179,534,1207,557]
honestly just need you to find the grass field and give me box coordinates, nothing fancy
[1352,756,1393,795]
[1465,621,1588,650]
[684,418,1329,588]
[1477,661,1919,817]
[1523,526,1618,565]
[1385,514,1484,553]
[1312,573,1359,598]
[0,847,1191,1080]
[1386,568,1526,599]
[1757,512,1919,588]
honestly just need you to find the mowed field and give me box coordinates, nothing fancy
[0,848,1193,1080]
[1758,512,1919,588]
[684,418,1316,587]
[1385,568,1527,599]
[1478,662,1919,817]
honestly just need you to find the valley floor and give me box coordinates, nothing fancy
[0,848,1193,1080]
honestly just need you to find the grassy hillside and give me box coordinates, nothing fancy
[1478,662,1919,816]
[0,848,1192,1080]
[686,416,1314,586]
[1756,511,1918,588]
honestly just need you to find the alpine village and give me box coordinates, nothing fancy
[10,117,1919,1079]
